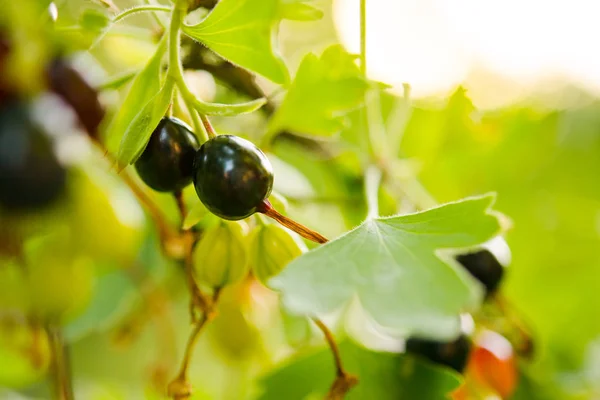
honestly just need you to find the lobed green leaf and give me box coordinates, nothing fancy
[270,195,503,340]
[182,0,289,84]
[266,45,369,140]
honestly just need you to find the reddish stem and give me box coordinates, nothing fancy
[257,200,329,244]
[200,114,217,139]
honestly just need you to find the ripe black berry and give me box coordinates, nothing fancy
[456,249,505,296]
[405,334,472,373]
[0,100,66,210]
[134,117,199,193]
[193,135,273,220]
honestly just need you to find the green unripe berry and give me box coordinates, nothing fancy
[249,223,304,286]
[193,221,249,288]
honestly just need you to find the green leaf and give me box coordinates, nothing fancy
[194,97,267,117]
[96,69,138,91]
[116,79,174,167]
[267,45,369,139]
[270,195,502,340]
[64,270,137,342]
[279,0,323,21]
[182,202,208,230]
[182,0,288,84]
[105,37,166,154]
[279,304,312,347]
[257,340,462,399]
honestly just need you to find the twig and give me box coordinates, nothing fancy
[257,200,328,244]
[312,318,358,399]
[168,289,222,400]
[46,324,74,400]
[494,294,535,358]
[173,189,209,322]
[119,170,176,242]
[91,139,179,255]
[174,191,187,224]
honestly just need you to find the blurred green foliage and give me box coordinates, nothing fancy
[1,0,600,399]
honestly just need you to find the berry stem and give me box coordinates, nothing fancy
[174,190,187,224]
[167,4,210,143]
[112,5,171,23]
[494,294,534,358]
[258,200,328,244]
[312,318,358,399]
[46,324,74,400]
[187,105,206,142]
[168,288,221,400]
[200,114,217,139]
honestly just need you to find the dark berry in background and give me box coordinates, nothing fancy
[0,100,66,211]
[456,249,505,296]
[405,334,472,373]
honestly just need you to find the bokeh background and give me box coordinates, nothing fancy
[2,0,600,399]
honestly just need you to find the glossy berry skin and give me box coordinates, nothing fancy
[193,135,273,220]
[456,249,504,296]
[134,117,199,193]
[405,335,472,373]
[0,101,66,210]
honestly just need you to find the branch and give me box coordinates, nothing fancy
[90,139,181,257]
[46,324,74,400]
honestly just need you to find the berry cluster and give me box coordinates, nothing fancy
[134,121,274,221]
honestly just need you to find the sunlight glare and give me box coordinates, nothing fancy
[334,0,600,105]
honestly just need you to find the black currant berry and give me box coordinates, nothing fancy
[405,334,472,373]
[193,135,273,220]
[456,249,505,296]
[0,100,66,210]
[134,117,199,193]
